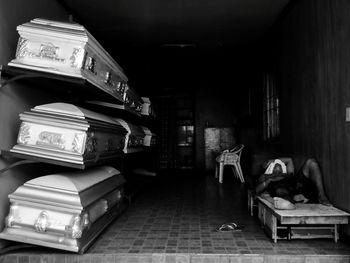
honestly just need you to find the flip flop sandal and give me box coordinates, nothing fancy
[216,222,245,232]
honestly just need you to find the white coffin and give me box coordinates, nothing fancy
[141,97,151,115]
[0,166,126,253]
[9,18,128,103]
[124,84,143,114]
[10,103,127,168]
[141,97,155,117]
[114,119,145,153]
[141,126,156,147]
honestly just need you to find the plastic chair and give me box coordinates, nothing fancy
[215,144,245,184]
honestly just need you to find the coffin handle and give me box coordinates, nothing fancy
[34,211,50,232]
[70,213,89,239]
[5,205,19,227]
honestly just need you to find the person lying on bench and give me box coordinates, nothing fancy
[255,157,332,209]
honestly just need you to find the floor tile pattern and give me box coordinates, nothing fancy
[1,172,350,262]
[87,174,350,255]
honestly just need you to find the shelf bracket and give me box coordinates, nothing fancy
[0,66,44,89]
[0,159,39,174]
[0,149,39,174]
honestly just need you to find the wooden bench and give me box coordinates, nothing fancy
[257,196,350,243]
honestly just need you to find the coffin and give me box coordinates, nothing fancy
[10,103,127,169]
[141,97,155,117]
[0,166,126,253]
[8,18,128,103]
[114,119,144,153]
[141,126,156,147]
[124,84,143,114]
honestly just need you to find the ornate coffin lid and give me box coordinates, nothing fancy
[17,18,127,82]
[114,118,145,137]
[9,166,125,210]
[32,102,122,127]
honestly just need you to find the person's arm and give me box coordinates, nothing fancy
[255,173,292,194]
[257,159,280,194]
[277,157,295,175]
[255,176,271,194]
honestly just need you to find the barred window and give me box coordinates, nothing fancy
[263,73,280,140]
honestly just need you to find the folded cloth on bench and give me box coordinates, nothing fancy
[260,193,296,210]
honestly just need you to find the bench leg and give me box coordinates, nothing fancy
[247,191,251,216]
[287,226,291,240]
[249,194,254,216]
[334,224,338,243]
[272,216,277,243]
[236,163,245,183]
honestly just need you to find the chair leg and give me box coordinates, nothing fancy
[231,164,242,183]
[219,162,224,183]
[233,163,244,183]
[215,163,218,179]
[237,164,245,183]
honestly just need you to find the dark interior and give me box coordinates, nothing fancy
[1,0,350,261]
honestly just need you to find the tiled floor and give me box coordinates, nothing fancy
[87,173,350,255]
[2,171,350,262]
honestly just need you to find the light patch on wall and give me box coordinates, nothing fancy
[346,106,350,122]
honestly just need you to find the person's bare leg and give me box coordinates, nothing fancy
[275,186,294,203]
[302,159,332,206]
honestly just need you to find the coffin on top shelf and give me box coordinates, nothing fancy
[10,102,127,169]
[84,84,144,116]
[8,18,128,104]
[0,166,126,253]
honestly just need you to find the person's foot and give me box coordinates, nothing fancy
[318,195,332,206]
[273,197,296,210]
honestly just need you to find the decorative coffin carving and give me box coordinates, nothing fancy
[10,103,127,168]
[9,18,128,103]
[141,126,156,147]
[124,84,143,114]
[114,119,145,153]
[0,166,126,253]
[85,84,143,115]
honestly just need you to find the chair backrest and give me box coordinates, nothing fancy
[216,145,244,164]
[229,144,244,159]
[223,152,239,164]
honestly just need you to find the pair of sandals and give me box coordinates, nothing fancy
[216,222,245,232]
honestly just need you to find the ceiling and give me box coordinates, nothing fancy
[59,0,290,50]
[57,0,290,93]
